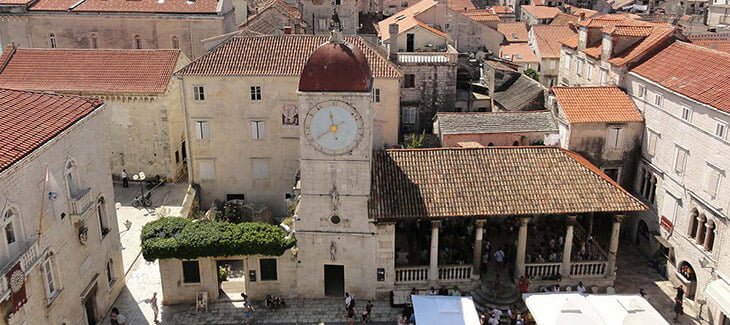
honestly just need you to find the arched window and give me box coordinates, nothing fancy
[4,209,17,245]
[134,35,142,49]
[171,36,180,49]
[50,33,57,48]
[687,209,699,238]
[703,219,715,252]
[97,197,109,237]
[695,214,707,245]
[90,33,98,49]
[65,160,81,199]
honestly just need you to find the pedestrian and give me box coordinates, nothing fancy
[150,292,159,323]
[494,247,505,271]
[428,287,437,295]
[639,288,648,299]
[518,276,529,294]
[110,307,127,325]
[242,293,255,324]
[347,305,356,325]
[675,285,685,301]
[361,300,373,324]
[576,282,587,294]
[673,298,683,322]
[345,292,354,310]
[121,169,129,188]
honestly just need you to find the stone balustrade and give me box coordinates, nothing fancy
[395,266,429,284]
[570,261,607,277]
[525,262,561,279]
[438,264,472,282]
[69,187,93,216]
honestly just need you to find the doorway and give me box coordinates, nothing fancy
[324,265,345,297]
[406,33,415,52]
[216,259,246,301]
[83,287,97,325]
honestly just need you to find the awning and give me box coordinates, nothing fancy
[705,280,730,316]
[654,235,672,248]
[412,295,480,325]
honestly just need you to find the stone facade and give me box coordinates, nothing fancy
[0,104,125,324]
[708,1,730,26]
[559,46,624,87]
[400,59,458,133]
[624,73,730,324]
[300,0,358,34]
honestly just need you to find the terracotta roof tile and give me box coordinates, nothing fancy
[377,0,437,39]
[603,25,654,37]
[498,22,528,42]
[30,0,220,13]
[550,13,579,26]
[177,35,401,79]
[520,5,561,20]
[445,0,476,11]
[689,33,730,53]
[416,20,448,38]
[631,41,730,113]
[488,5,513,14]
[0,48,181,95]
[553,86,643,123]
[583,44,601,58]
[0,88,103,172]
[533,25,577,58]
[369,147,647,220]
[607,25,675,66]
[499,43,538,63]
[462,9,500,22]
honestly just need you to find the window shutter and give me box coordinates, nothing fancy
[250,121,258,139]
[259,121,266,139]
[707,169,720,197]
[661,192,677,220]
[675,149,686,173]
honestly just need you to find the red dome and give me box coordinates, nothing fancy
[299,39,373,93]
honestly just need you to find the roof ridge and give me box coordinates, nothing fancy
[16,47,181,53]
[385,146,561,152]
[0,86,103,103]
[437,110,551,115]
[677,39,730,57]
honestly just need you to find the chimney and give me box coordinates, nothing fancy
[283,26,293,34]
[389,23,399,61]
[578,12,585,21]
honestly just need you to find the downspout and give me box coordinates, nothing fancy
[177,76,195,185]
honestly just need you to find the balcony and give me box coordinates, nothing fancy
[0,240,43,301]
[69,187,93,216]
[394,264,473,285]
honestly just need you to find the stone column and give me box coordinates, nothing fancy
[561,216,577,277]
[606,214,624,276]
[703,221,715,252]
[472,220,486,278]
[587,213,594,236]
[515,217,530,278]
[429,220,441,281]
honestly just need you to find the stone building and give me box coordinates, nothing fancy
[0,0,243,59]
[708,0,730,26]
[0,89,124,324]
[551,86,644,189]
[624,42,730,324]
[0,47,190,181]
[175,34,401,216]
[433,111,558,146]
[528,24,577,87]
[519,5,561,26]
[558,15,678,87]
[499,43,539,71]
[300,0,358,35]
[238,0,306,35]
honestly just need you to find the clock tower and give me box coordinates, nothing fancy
[295,31,378,298]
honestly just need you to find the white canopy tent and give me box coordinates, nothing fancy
[523,293,669,325]
[412,295,480,325]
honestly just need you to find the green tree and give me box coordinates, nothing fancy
[405,131,426,149]
[524,68,539,81]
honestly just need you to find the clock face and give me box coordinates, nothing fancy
[304,101,364,155]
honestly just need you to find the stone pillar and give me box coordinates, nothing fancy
[515,217,530,278]
[695,216,707,244]
[587,213,594,236]
[472,220,486,278]
[606,214,624,276]
[703,221,715,252]
[429,220,441,281]
[561,216,576,277]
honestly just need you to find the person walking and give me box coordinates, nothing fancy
[110,308,127,325]
[121,169,129,188]
[673,298,683,322]
[675,285,685,301]
[494,247,505,272]
[149,292,159,323]
[242,293,255,324]
[361,300,373,324]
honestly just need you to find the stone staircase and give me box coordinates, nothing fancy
[468,273,526,324]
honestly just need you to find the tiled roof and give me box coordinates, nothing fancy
[498,22,529,42]
[577,14,628,27]
[436,111,558,134]
[631,41,730,113]
[446,0,476,11]
[689,33,730,53]
[488,5,513,14]
[29,0,221,13]
[0,88,103,172]
[0,47,181,95]
[499,43,538,63]
[369,147,647,220]
[176,35,401,79]
[377,0,437,40]
[416,20,448,38]
[493,74,546,111]
[463,9,500,22]
[603,25,654,37]
[520,5,561,20]
[533,25,577,58]
[607,24,675,66]
[552,86,643,123]
[0,0,32,4]
[239,0,301,33]
[550,13,579,26]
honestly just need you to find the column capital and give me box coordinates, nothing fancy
[431,219,441,228]
[475,219,486,228]
[519,216,531,226]
[613,214,625,223]
[566,215,578,225]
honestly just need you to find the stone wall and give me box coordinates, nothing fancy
[441,131,552,147]
[401,63,457,133]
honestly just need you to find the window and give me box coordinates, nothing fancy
[251,158,270,180]
[674,146,688,175]
[197,160,215,181]
[134,35,142,49]
[372,88,381,103]
[602,167,621,182]
[250,120,266,139]
[706,165,722,197]
[606,127,623,149]
[681,106,691,121]
[195,121,210,140]
[43,257,58,298]
[404,74,416,88]
[50,33,56,48]
[334,0,341,5]
[576,58,584,76]
[193,86,205,101]
[182,260,201,283]
[402,106,417,125]
[259,258,278,281]
[654,94,663,107]
[172,36,180,49]
[599,68,608,85]
[106,259,115,285]
[563,55,571,69]
[661,192,680,224]
[550,60,556,70]
[4,222,15,244]
[638,166,657,204]
[65,160,82,199]
[647,129,659,156]
[250,86,262,101]
[318,19,328,31]
[586,63,593,80]
[636,84,646,99]
[91,33,98,49]
[715,121,727,139]
[97,197,110,237]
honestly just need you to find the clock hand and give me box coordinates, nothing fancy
[316,128,332,140]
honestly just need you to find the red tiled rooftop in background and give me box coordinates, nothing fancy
[463,9,500,22]
[533,25,577,58]
[631,41,730,113]
[498,22,529,42]
[0,48,181,95]
[553,86,643,123]
[0,88,102,172]
[520,5,561,19]
[29,0,220,13]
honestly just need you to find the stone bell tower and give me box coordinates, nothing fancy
[294,30,378,298]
